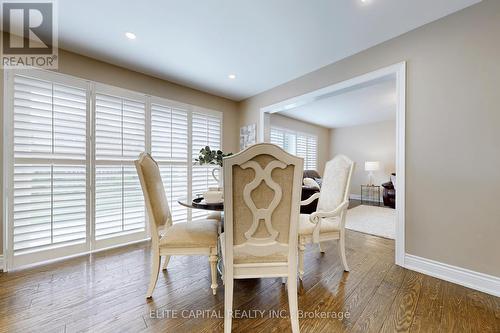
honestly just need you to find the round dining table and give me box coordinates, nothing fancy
[177,197,224,211]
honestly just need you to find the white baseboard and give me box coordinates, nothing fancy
[405,254,500,297]
[350,194,383,203]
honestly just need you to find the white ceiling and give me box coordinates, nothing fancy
[279,75,396,128]
[53,0,481,100]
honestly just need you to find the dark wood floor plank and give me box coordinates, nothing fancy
[350,264,406,333]
[408,275,444,333]
[0,230,497,333]
[380,270,424,333]
[464,289,498,332]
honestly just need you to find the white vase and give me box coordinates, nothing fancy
[211,167,220,183]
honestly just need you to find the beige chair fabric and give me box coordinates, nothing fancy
[159,220,218,248]
[136,154,172,228]
[135,153,219,298]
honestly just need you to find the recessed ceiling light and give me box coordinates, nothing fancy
[125,32,136,40]
[228,74,236,79]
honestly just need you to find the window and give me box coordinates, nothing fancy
[270,127,317,170]
[5,69,222,269]
[151,100,189,223]
[10,73,89,266]
[191,111,222,221]
[94,90,146,241]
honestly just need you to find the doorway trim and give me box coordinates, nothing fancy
[258,62,406,266]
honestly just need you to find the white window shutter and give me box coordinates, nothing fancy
[94,92,145,239]
[191,112,222,221]
[12,75,87,253]
[270,127,285,149]
[151,103,189,223]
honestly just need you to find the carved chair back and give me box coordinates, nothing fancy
[223,143,303,265]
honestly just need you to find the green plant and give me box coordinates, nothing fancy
[195,146,233,167]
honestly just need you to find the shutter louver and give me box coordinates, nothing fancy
[7,71,224,268]
[270,128,285,149]
[270,126,317,170]
[12,74,87,254]
[191,112,221,221]
[95,92,145,239]
[151,103,189,223]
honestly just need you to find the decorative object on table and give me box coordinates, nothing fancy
[135,153,219,298]
[360,184,381,206]
[382,173,396,208]
[239,123,256,150]
[364,161,380,185]
[195,146,233,182]
[222,143,303,333]
[298,155,355,279]
[203,186,224,204]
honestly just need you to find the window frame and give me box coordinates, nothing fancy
[2,68,223,270]
[269,126,318,170]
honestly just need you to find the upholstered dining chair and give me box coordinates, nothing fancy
[222,143,303,333]
[298,155,355,279]
[135,153,219,298]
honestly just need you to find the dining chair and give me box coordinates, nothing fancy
[222,143,303,333]
[135,153,219,298]
[298,155,355,279]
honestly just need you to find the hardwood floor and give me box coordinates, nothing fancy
[0,230,498,332]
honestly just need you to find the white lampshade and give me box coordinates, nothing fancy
[365,161,380,172]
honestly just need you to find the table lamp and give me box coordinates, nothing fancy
[365,161,380,186]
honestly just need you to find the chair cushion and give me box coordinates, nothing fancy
[299,214,340,235]
[159,220,218,248]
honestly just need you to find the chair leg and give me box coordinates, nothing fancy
[162,255,170,270]
[224,274,234,333]
[209,254,218,295]
[318,242,325,254]
[339,232,349,272]
[298,237,306,280]
[287,274,300,333]
[282,277,287,284]
[146,254,161,298]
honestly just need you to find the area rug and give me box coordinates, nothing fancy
[345,205,396,239]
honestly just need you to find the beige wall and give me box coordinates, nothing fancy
[238,0,500,277]
[329,121,396,196]
[270,113,330,174]
[0,48,239,256]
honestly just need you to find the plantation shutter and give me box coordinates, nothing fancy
[306,135,318,170]
[6,69,226,270]
[270,127,285,149]
[151,102,189,223]
[296,134,308,169]
[12,74,88,258]
[94,92,145,240]
[296,134,317,170]
[191,112,222,221]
